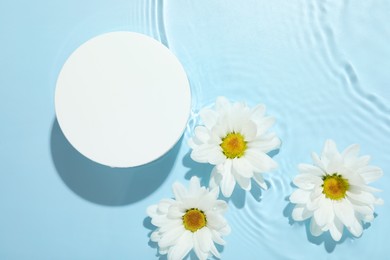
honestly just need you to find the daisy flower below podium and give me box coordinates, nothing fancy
[147,177,230,260]
[188,96,281,197]
[289,140,383,241]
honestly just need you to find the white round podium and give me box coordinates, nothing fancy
[55,32,191,167]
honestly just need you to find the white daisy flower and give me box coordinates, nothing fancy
[188,96,281,197]
[147,177,230,260]
[289,139,384,241]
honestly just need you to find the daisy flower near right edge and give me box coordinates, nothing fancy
[289,139,384,241]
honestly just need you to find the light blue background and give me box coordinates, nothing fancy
[1,0,389,259]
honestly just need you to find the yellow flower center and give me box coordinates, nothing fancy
[322,173,349,200]
[182,208,207,232]
[220,132,247,159]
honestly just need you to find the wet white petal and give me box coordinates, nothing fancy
[310,218,323,237]
[289,189,311,204]
[194,126,211,143]
[251,104,266,119]
[248,133,281,153]
[196,228,213,254]
[167,231,193,260]
[253,172,268,190]
[147,205,158,218]
[188,176,201,194]
[314,199,334,226]
[215,96,231,112]
[328,218,344,241]
[347,218,363,237]
[159,226,185,248]
[333,199,355,227]
[298,164,324,176]
[157,199,175,214]
[293,174,322,190]
[172,182,188,201]
[210,242,221,258]
[358,166,383,184]
[321,139,340,161]
[292,206,312,221]
[241,121,257,141]
[232,158,253,178]
[234,172,251,191]
[199,108,218,129]
[255,116,275,135]
[209,167,222,189]
[220,160,236,197]
[245,149,277,172]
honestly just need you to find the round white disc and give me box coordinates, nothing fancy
[55,32,191,167]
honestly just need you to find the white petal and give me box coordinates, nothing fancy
[256,116,275,135]
[346,189,377,205]
[211,229,226,245]
[172,182,187,201]
[151,231,161,242]
[188,176,201,194]
[328,218,344,241]
[215,96,231,112]
[253,172,268,190]
[159,226,185,248]
[190,144,220,164]
[210,242,221,258]
[310,218,323,237]
[151,215,169,227]
[193,233,208,260]
[314,199,334,226]
[234,172,251,191]
[347,218,363,237]
[241,121,257,141]
[220,160,236,197]
[147,205,158,218]
[209,166,222,189]
[245,149,277,172]
[232,158,253,178]
[194,126,211,143]
[159,219,183,233]
[358,166,383,184]
[251,104,266,119]
[298,164,324,176]
[306,193,324,211]
[342,144,360,161]
[196,228,213,254]
[292,206,312,221]
[207,212,228,230]
[293,174,322,190]
[157,199,175,214]
[321,139,340,160]
[333,199,356,227]
[208,148,226,165]
[311,153,327,172]
[211,200,228,213]
[199,108,218,129]
[167,206,185,219]
[289,189,311,204]
[167,231,193,260]
[248,133,281,153]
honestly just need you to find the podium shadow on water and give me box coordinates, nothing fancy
[50,119,181,206]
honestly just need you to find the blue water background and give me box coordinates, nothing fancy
[0,0,389,259]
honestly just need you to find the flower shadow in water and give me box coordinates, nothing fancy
[283,194,373,253]
[50,119,180,206]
